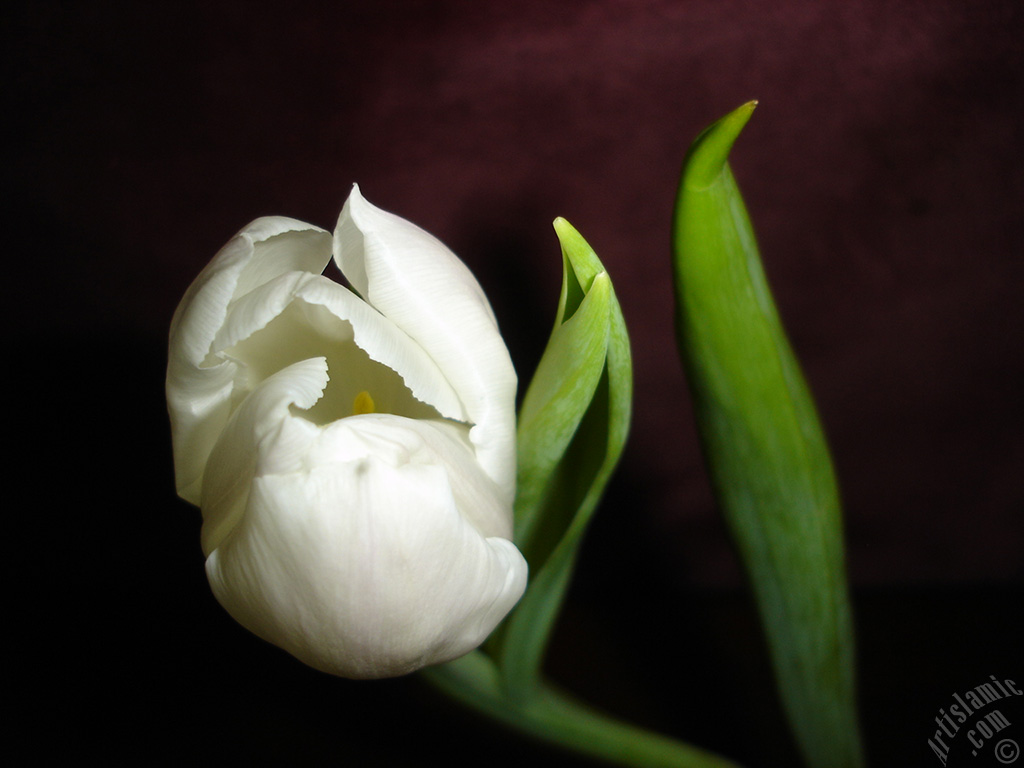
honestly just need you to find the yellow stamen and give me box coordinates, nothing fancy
[352,390,376,415]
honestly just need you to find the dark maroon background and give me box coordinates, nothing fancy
[9,1,1022,765]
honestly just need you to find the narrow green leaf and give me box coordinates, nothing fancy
[514,268,611,556]
[495,219,632,695]
[672,103,864,768]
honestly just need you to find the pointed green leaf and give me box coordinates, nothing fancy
[495,219,632,695]
[514,267,611,552]
[672,103,864,768]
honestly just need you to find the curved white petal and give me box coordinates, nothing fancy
[334,185,517,503]
[307,415,513,541]
[199,357,328,556]
[288,274,469,423]
[207,270,468,423]
[203,362,528,679]
[167,218,332,503]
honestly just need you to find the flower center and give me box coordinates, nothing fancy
[352,390,376,415]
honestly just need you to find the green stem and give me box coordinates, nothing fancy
[421,652,741,768]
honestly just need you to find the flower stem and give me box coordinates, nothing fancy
[421,652,741,768]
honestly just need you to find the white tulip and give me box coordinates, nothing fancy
[166,185,527,678]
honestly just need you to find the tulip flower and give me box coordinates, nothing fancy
[166,185,528,679]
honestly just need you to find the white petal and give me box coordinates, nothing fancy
[308,415,513,541]
[199,357,328,556]
[334,186,517,503]
[287,273,468,423]
[207,470,526,679]
[167,218,332,503]
[202,364,527,678]
[208,271,468,423]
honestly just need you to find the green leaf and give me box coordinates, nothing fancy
[671,102,864,768]
[494,218,632,696]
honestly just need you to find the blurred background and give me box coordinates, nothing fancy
[8,0,1021,765]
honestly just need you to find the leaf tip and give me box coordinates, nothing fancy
[552,217,603,287]
[681,100,759,189]
[551,216,575,242]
